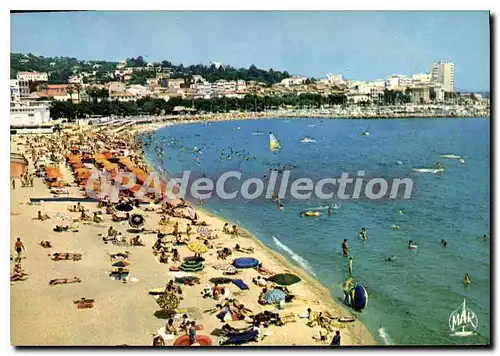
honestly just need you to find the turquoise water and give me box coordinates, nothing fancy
[142,118,490,345]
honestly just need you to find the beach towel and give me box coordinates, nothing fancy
[232,279,249,290]
[221,330,259,345]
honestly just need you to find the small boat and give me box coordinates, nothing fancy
[459,158,465,164]
[300,137,316,143]
[412,168,444,174]
[396,161,403,165]
[441,154,462,159]
[358,132,370,136]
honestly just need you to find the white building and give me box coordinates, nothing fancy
[326,74,345,86]
[127,85,151,98]
[281,75,307,87]
[431,61,455,92]
[109,92,137,102]
[10,101,51,126]
[17,71,49,82]
[192,75,207,84]
[10,79,30,101]
[385,75,412,91]
[168,78,185,89]
[412,73,432,84]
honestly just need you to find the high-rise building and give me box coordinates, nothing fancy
[430,61,455,92]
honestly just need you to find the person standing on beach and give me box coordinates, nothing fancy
[188,321,197,345]
[342,239,349,256]
[14,238,26,260]
[348,256,353,277]
[330,330,341,346]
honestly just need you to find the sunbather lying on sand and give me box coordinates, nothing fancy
[37,211,50,221]
[234,244,254,254]
[73,297,94,309]
[109,251,129,260]
[49,277,82,286]
[53,225,69,232]
[112,213,129,222]
[51,253,82,261]
[256,263,274,276]
[39,240,52,248]
[252,276,268,287]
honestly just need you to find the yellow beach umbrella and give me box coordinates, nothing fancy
[187,242,208,255]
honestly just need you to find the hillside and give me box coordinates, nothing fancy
[10,53,292,85]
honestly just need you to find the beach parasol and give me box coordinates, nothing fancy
[156,292,180,310]
[267,273,301,286]
[179,259,204,272]
[129,213,145,228]
[263,289,288,304]
[112,260,130,268]
[116,203,134,212]
[187,242,209,255]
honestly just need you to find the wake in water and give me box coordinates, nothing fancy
[272,236,316,276]
[378,327,393,345]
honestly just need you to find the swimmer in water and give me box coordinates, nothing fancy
[464,273,471,285]
[359,228,368,240]
[441,239,447,248]
[279,204,284,211]
[408,240,417,249]
[385,256,395,262]
[327,206,332,216]
[483,234,488,241]
[342,239,349,256]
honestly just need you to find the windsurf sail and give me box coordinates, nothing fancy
[269,133,282,151]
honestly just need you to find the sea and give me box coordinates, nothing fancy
[142,117,490,345]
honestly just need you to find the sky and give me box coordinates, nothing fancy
[10,11,490,91]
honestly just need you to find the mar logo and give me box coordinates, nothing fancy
[449,299,478,337]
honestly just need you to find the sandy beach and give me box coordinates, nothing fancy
[10,124,375,346]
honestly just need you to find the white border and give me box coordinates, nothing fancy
[3,2,497,356]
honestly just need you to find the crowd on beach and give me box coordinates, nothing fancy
[10,123,370,346]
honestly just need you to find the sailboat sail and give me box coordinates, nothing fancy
[269,133,281,151]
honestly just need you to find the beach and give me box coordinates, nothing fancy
[10,124,376,346]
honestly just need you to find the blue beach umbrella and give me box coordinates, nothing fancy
[263,289,287,304]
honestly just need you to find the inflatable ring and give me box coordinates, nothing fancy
[233,257,259,269]
[129,213,145,228]
[303,211,320,217]
[173,335,212,346]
